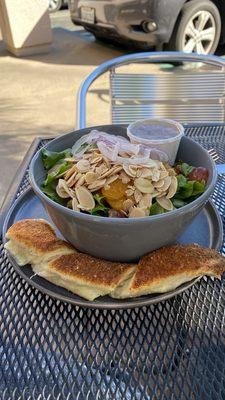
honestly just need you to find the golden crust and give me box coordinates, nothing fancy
[132,244,225,290]
[6,219,74,254]
[5,219,225,300]
[49,253,135,288]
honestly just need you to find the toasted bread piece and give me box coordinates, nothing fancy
[5,219,225,301]
[5,219,75,266]
[111,244,225,299]
[34,253,136,301]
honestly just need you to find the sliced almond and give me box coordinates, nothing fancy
[123,164,137,178]
[64,165,77,181]
[166,176,178,199]
[67,172,78,187]
[111,165,123,174]
[96,164,108,175]
[75,187,95,211]
[154,179,165,189]
[126,188,135,197]
[159,176,172,192]
[67,199,72,209]
[143,159,160,169]
[156,191,167,198]
[106,175,119,185]
[120,151,130,158]
[136,169,142,178]
[168,168,176,177]
[100,169,114,179]
[90,156,102,165]
[123,199,134,212]
[88,178,106,191]
[160,170,169,180]
[134,189,142,204]
[101,166,122,179]
[151,168,161,182]
[139,168,153,178]
[102,156,111,168]
[83,153,92,160]
[119,171,131,184]
[129,207,146,218]
[150,190,159,198]
[139,194,152,209]
[157,196,173,211]
[134,178,155,194]
[74,172,82,183]
[56,179,72,198]
[75,175,86,187]
[76,159,90,173]
[85,171,100,184]
[67,172,82,188]
[72,197,80,212]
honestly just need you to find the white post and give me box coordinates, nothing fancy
[0,0,52,56]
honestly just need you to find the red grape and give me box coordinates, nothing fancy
[175,165,182,174]
[188,167,209,182]
[108,209,126,218]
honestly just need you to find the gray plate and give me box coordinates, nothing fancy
[3,188,223,309]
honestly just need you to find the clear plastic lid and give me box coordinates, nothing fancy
[127,119,184,144]
[127,119,184,165]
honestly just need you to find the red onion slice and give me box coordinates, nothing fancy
[72,130,168,164]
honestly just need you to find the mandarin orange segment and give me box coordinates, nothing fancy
[102,179,128,200]
[106,197,126,211]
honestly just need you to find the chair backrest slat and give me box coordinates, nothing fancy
[112,104,224,124]
[110,67,225,124]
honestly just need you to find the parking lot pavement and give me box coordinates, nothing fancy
[0,10,124,208]
[50,9,79,31]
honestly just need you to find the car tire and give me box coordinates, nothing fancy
[49,0,62,13]
[168,0,221,54]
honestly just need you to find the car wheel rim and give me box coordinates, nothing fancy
[49,0,59,11]
[182,10,216,54]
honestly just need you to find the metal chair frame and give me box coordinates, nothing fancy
[76,51,225,129]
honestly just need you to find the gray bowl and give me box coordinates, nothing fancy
[29,125,217,262]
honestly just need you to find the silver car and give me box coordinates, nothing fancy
[48,0,67,13]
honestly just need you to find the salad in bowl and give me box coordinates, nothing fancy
[41,130,209,219]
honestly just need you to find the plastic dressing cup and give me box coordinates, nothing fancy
[127,118,184,165]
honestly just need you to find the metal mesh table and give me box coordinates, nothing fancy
[1,124,225,400]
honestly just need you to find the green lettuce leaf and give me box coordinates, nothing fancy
[42,162,71,187]
[175,174,206,200]
[41,185,66,205]
[176,174,187,188]
[178,180,195,199]
[176,162,194,177]
[172,199,187,208]
[42,161,71,205]
[42,148,72,170]
[149,202,167,215]
[91,194,109,216]
[192,181,206,196]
